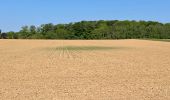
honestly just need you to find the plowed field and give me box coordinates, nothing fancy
[0,39,170,100]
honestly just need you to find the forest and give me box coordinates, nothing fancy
[1,20,170,39]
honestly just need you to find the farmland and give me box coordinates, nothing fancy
[0,39,170,100]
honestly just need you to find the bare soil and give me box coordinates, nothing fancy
[0,39,170,100]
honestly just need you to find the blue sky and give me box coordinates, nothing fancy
[0,0,170,32]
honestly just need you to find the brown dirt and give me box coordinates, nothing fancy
[0,39,170,100]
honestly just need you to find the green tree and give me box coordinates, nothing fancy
[7,31,15,39]
[18,26,30,39]
[7,20,170,40]
[30,25,36,34]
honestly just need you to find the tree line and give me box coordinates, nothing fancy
[2,20,170,39]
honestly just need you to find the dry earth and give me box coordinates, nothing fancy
[0,39,170,100]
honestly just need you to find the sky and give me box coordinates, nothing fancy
[0,0,170,32]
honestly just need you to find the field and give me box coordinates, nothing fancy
[0,39,170,100]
